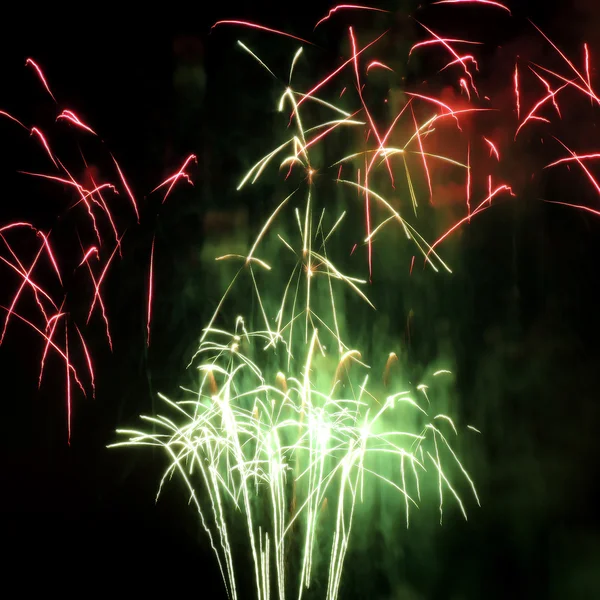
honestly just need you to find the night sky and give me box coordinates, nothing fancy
[1,2,600,598]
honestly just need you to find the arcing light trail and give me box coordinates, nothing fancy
[2,1,600,596]
[0,61,195,441]
[119,3,509,599]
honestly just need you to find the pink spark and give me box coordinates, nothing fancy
[432,0,511,13]
[349,27,389,279]
[78,246,99,267]
[84,240,123,351]
[152,154,197,203]
[459,78,471,100]
[483,137,500,160]
[212,20,313,45]
[39,310,65,388]
[37,231,62,286]
[296,30,388,112]
[111,154,140,222]
[411,105,433,203]
[530,21,600,105]
[19,171,84,190]
[57,110,97,135]
[584,43,593,105]
[466,143,472,220]
[439,55,479,74]
[0,305,85,395]
[430,184,514,254]
[30,127,58,168]
[65,323,71,443]
[0,110,27,129]
[0,243,58,344]
[404,92,463,130]
[546,139,600,197]
[25,58,57,102]
[59,160,103,246]
[514,81,570,139]
[0,222,36,234]
[529,67,562,117]
[314,5,389,30]
[531,62,599,105]
[544,200,600,218]
[147,236,155,347]
[366,61,394,73]
[75,324,95,399]
[415,22,479,94]
[83,160,122,253]
[546,152,600,168]
[409,38,482,57]
[514,63,520,120]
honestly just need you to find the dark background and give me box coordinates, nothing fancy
[1,1,599,598]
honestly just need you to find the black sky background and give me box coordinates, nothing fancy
[1,2,600,598]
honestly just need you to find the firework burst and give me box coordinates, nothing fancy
[113,5,499,598]
[3,1,600,597]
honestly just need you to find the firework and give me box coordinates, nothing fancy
[0,61,196,440]
[113,326,478,600]
[114,2,600,595]
[113,5,496,598]
[3,0,599,597]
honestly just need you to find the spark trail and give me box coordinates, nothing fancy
[115,3,600,597]
[111,4,520,598]
[0,62,195,440]
[2,1,598,596]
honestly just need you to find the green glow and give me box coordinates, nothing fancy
[113,42,480,600]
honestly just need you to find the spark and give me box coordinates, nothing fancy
[366,60,394,73]
[295,29,388,113]
[9,1,574,593]
[75,324,95,398]
[530,20,600,105]
[0,240,57,345]
[430,184,515,255]
[584,43,592,105]
[147,235,155,347]
[514,81,570,139]
[409,38,483,57]
[83,238,123,351]
[0,305,84,394]
[546,139,600,197]
[39,310,65,389]
[78,246,99,267]
[514,63,520,120]
[30,127,58,168]
[411,105,433,203]
[212,20,314,45]
[57,110,97,135]
[432,0,511,14]
[314,4,389,30]
[483,137,500,160]
[113,22,490,594]
[151,154,196,203]
[544,199,600,218]
[415,21,479,93]
[0,110,27,129]
[466,142,472,220]
[111,154,140,222]
[65,323,71,443]
[25,58,57,102]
